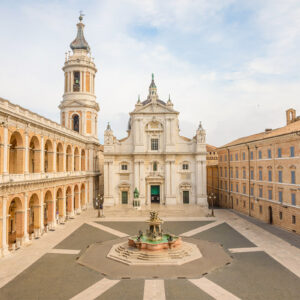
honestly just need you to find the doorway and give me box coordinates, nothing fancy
[183,191,189,204]
[151,185,160,203]
[122,191,128,204]
[268,206,273,224]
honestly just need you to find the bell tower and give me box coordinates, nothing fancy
[59,14,99,140]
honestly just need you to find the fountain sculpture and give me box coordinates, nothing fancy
[128,211,181,250]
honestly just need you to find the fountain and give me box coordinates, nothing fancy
[107,211,202,265]
[128,211,181,250]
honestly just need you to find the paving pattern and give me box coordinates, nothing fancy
[0,208,300,300]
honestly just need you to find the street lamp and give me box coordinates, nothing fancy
[208,192,216,217]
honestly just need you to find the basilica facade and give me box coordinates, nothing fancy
[104,75,207,207]
[0,16,102,257]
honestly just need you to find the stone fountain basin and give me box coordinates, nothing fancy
[128,235,181,251]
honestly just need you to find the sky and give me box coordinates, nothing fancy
[1,0,300,146]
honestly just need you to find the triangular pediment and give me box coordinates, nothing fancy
[133,101,178,115]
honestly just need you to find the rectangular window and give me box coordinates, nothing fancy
[258,150,262,159]
[183,191,189,204]
[220,155,223,162]
[242,152,245,160]
[121,164,128,171]
[243,185,246,194]
[259,187,263,198]
[250,151,254,160]
[235,153,238,161]
[225,168,227,177]
[243,169,246,179]
[278,148,282,158]
[236,168,239,178]
[279,191,283,203]
[225,181,227,190]
[259,205,263,213]
[279,212,282,220]
[220,181,223,189]
[292,215,296,224]
[231,183,233,192]
[230,168,233,178]
[220,167,223,177]
[230,154,233,161]
[259,169,262,181]
[151,139,159,150]
[236,184,239,192]
[268,149,272,159]
[121,191,128,204]
[290,146,295,157]
[278,170,282,183]
[268,190,272,200]
[250,170,254,180]
[225,155,227,161]
[251,203,254,210]
[183,163,189,170]
[250,187,254,196]
[291,171,296,184]
[73,71,80,92]
[268,170,272,182]
[291,193,296,206]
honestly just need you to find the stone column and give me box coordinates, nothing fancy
[63,144,66,172]
[3,125,8,175]
[53,140,57,172]
[165,161,170,197]
[85,149,88,171]
[77,191,82,213]
[1,196,9,256]
[40,136,44,173]
[70,187,75,217]
[23,193,29,243]
[171,161,176,197]
[24,131,29,175]
[140,161,145,204]
[134,161,139,192]
[40,191,44,234]
[71,147,74,172]
[79,150,82,171]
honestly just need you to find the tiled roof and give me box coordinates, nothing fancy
[220,120,300,148]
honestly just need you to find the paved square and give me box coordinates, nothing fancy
[0,208,300,300]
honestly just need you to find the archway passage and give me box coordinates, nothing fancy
[80,184,86,208]
[56,142,64,172]
[28,194,40,235]
[29,136,41,173]
[44,191,53,227]
[66,186,73,216]
[56,188,64,221]
[44,140,53,173]
[74,147,80,171]
[7,197,23,246]
[81,149,85,171]
[151,185,160,203]
[268,206,273,224]
[66,145,72,172]
[9,131,24,174]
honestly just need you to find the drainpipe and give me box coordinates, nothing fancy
[246,144,251,216]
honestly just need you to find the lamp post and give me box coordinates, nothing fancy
[208,192,216,217]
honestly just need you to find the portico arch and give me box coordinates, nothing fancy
[56,188,64,220]
[9,131,24,174]
[56,142,64,172]
[44,140,53,173]
[29,136,41,173]
[66,186,73,216]
[74,147,80,171]
[28,193,40,235]
[7,197,23,247]
[80,183,86,207]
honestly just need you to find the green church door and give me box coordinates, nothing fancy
[121,191,128,204]
[151,185,160,203]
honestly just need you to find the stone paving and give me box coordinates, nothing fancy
[0,206,300,299]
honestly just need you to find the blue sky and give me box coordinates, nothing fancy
[1,0,300,145]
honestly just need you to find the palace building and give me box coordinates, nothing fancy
[0,16,102,257]
[103,75,207,207]
[218,108,300,233]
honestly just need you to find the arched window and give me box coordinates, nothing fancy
[72,114,80,133]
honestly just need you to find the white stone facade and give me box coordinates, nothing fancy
[104,76,207,207]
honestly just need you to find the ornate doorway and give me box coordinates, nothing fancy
[151,185,160,203]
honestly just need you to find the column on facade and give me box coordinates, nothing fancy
[40,136,44,173]
[39,191,44,235]
[104,162,108,197]
[1,197,9,256]
[85,148,88,171]
[3,125,8,175]
[165,161,170,197]
[63,144,67,172]
[166,119,170,145]
[202,161,207,197]
[23,193,29,243]
[70,186,75,217]
[70,72,74,93]
[85,182,89,208]
[171,161,176,197]
[24,131,29,174]
[140,161,145,203]
[79,148,82,171]
[82,111,86,136]
[71,146,74,172]
[77,188,82,213]
[134,161,139,192]
[53,140,57,172]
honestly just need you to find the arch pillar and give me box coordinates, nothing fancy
[24,131,29,175]
[1,197,9,256]
[23,193,29,243]
[53,140,57,172]
[40,136,44,174]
